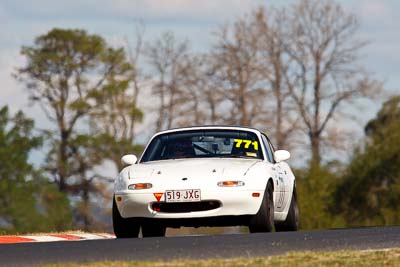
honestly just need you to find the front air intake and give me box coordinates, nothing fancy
[151,201,221,213]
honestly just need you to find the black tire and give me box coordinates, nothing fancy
[275,186,299,232]
[141,220,166,238]
[112,197,140,238]
[248,181,274,233]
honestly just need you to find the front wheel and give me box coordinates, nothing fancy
[112,197,140,238]
[275,186,299,232]
[248,181,274,233]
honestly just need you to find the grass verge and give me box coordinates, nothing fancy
[41,248,400,267]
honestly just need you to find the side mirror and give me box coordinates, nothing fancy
[121,154,137,165]
[274,150,290,162]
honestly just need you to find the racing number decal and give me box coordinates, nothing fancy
[277,177,285,209]
[233,139,259,150]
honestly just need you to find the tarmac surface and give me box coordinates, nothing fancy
[1,226,400,266]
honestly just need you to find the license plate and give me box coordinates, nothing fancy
[165,189,201,202]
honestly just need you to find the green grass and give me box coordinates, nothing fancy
[41,248,400,267]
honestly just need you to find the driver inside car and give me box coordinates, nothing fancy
[165,139,195,159]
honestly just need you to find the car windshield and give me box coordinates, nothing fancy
[141,129,263,162]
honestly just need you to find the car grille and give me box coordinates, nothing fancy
[151,201,221,213]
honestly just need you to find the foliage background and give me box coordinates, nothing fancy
[0,0,399,234]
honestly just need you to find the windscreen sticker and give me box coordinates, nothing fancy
[246,152,257,157]
[233,139,259,150]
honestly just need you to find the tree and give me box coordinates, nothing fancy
[210,18,267,126]
[172,54,210,127]
[296,163,345,230]
[81,30,147,229]
[146,32,195,131]
[284,0,381,165]
[88,45,144,170]
[253,7,299,149]
[0,106,72,234]
[16,28,134,230]
[125,25,146,135]
[16,28,133,193]
[365,95,400,139]
[332,95,400,227]
[201,55,227,125]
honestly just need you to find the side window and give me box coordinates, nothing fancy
[261,135,274,163]
[268,140,276,163]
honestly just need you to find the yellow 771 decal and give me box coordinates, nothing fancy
[233,139,259,150]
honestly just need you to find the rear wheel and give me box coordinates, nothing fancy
[248,181,274,233]
[275,186,299,232]
[141,220,166,238]
[112,197,140,238]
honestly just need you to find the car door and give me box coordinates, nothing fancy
[261,135,285,212]
[274,163,286,210]
[268,140,291,210]
[278,160,294,209]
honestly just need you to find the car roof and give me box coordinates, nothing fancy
[153,125,264,137]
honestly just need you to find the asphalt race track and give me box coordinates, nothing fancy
[1,226,400,266]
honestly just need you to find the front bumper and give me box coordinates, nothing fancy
[115,189,264,220]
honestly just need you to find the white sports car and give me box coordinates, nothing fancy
[113,126,299,238]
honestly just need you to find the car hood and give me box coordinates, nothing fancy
[128,158,261,180]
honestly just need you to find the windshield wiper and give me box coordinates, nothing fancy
[218,154,257,159]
